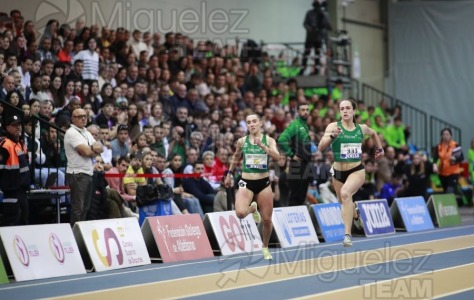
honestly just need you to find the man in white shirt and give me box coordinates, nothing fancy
[130,29,147,58]
[65,108,103,225]
[18,55,33,89]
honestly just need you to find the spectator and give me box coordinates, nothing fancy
[110,124,129,160]
[73,37,99,82]
[182,161,215,215]
[0,112,31,226]
[64,108,103,225]
[0,75,15,101]
[433,128,463,194]
[183,147,199,174]
[380,173,404,206]
[402,152,437,200]
[384,116,409,154]
[122,151,146,211]
[162,153,202,215]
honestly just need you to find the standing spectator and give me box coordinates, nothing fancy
[64,108,103,225]
[277,103,312,206]
[0,113,31,226]
[433,128,463,194]
[301,0,331,75]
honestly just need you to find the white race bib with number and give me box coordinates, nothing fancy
[245,153,268,169]
[340,143,362,159]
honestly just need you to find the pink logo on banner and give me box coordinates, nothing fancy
[13,235,30,267]
[149,215,213,263]
[218,215,259,253]
[49,233,65,264]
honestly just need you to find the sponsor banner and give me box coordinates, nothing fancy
[427,194,462,227]
[273,206,319,248]
[204,211,262,256]
[392,197,434,232]
[0,254,7,284]
[142,215,214,263]
[0,224,86,282]
[311,203,345,243]
[357,199,396,237]
[73,218,151,272]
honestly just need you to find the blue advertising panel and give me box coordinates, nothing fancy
[311,203,345,243]
[393,197,434,232]
[357,199,395,237]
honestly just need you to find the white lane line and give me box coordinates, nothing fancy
[295,262,474,300]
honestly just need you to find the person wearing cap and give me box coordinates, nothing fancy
[0,113,31,226]
[65,108,104,226]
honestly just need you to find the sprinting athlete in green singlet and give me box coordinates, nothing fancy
[225,113,281,260]
[319,99,385,247]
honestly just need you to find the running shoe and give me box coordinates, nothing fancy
[353,203,363,230]
[262,247,273,260]
[250,201,261,224]
[343,234,352,247]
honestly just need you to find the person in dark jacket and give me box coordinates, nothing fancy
[182,161,216,214]
[277,103,312,206]
[0,113,31,225]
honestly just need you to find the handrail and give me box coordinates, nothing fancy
[359,83,461,153]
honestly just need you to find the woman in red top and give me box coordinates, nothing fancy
[435,128,463,193]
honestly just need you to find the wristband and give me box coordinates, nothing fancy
[377,148,384,153]
[227,170,233,175]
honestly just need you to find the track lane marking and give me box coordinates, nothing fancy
[49,235,474,299]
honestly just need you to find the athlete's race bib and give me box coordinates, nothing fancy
[245,153,268,169]
[340,143,362,159]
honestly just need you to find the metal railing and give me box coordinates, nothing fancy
[361,83,461,153]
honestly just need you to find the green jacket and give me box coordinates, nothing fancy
[277,116,311,161]
[468,148,474,179]
[384,124,406,149]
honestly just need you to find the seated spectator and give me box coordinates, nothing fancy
[182,161,216,214]
[122,152,147,211]
[213,170,235,212]
[202,150,219,190]
[183,147,199,174]
[380,173,404,206]
[149,124,167,158]
[403,152,437,200]
[105,156,136,206]
[353,159,378,201]
[163,153,203,216]
[110,124,130,159]
[384,116,409,154]
[318,177,338,204]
